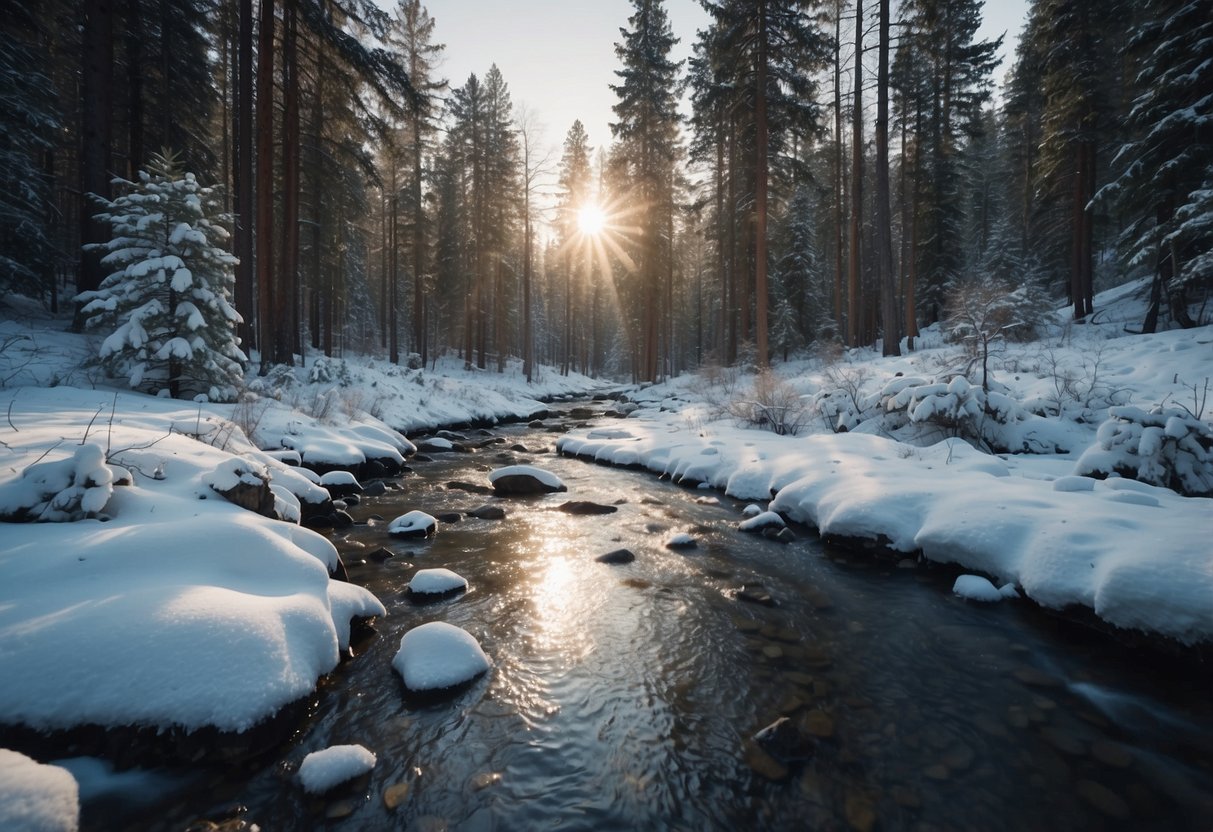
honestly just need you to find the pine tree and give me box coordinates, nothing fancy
[1096,0,1213,330]
[0,4,61,299]
[78,152,246,401]
[1036,0,1124,320]
[896,0,1001,325]
[611,0,682,382]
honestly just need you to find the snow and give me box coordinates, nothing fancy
[557,284,1213,644]
[0,749,79,832]
[388,510,438,537]
[739,510,785,532]
[418,436,454,450]
[297,744,377,795]
[742,504,763,517]
[319,471,360,488]
[488,465,565,490]
[408,568,469,596]
[665,532,697,548]
[392,622,491,692]
[0,387,385,733]
[953,575,1011,603]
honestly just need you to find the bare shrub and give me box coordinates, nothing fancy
[726,371,809,436]
[944,278,1045,391]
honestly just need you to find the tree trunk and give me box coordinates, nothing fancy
[279,0,300,365]
[125,0,143,177]
[77,0,114,307]
[833,0,844,339]
[255,0,276,369]
[234,0,254,349]
[876,0,899,357]
[411,104,426,366]
[847,0,863,347]
[390,196,400,363]
[753,2,770,369]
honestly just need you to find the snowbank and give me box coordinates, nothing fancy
[557,305,1213,644]
[0,749,79,832]
[0,387,385,733]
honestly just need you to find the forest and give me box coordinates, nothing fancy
[1,0,1210,392]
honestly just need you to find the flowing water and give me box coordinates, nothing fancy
[97,407,1212,830]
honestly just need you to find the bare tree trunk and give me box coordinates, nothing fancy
[876,0,899,356]
[833,0,844,339]
[279,0,300,365]
[254,0,275,369]
[753,2,770,369]
[391,196,400,364]
[77,0,114,307]
[411,103,426,366]
[234,0,254,349]
[847,0,864,346]
[126,0,143,177]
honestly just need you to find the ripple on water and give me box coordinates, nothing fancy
[130,421,1213,832]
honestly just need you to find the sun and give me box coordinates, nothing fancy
[577,203,606,236]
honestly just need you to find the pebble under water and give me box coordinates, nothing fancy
[106,409,1213,831]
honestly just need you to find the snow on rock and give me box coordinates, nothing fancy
[739,511,785,532]
[319,470,362,498]
[319,471,359,488]
[388,510,437,538]
[953,575,1008,603]
[0,749,79,832]
[665,532,697,550]
[282,435,364,469]
[0,387,386,734]
[298,744,376,795]
[742,504,763,517]
[269,484,301,524]
[489,465,567,495]
[418,437,454,451]
[392,622,491,692]
[407,568,469,596]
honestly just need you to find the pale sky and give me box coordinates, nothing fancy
[418,0,1029,177]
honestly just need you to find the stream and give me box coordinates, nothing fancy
[96,405,1213,831]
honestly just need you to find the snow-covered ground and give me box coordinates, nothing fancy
[0,281,1210,820]
[559,282,1213,645]
[0,300,599,755]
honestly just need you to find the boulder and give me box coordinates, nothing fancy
[739,510,785,533]
[447,480,494,496]
[489,465,567,496]
[468,504,506,520]
[388,510,438,538]
[407,567,469,601]
[735,583,776,607]
[208,459,275,518]
[362,481,387,497]
[558,501,618,515]
[753,716,814,763]
[393,622,491,693]
[596,548,636,565]
[435,512,462,524]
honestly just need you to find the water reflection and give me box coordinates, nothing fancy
[128,416,1213,832]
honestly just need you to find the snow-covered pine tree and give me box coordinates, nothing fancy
[78,151,246,401]
[1096,0,1213,331]
[0,5,61,299]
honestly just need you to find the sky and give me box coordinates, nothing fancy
[418,0,1029,181]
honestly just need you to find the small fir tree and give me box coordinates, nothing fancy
[78,152,246,401]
